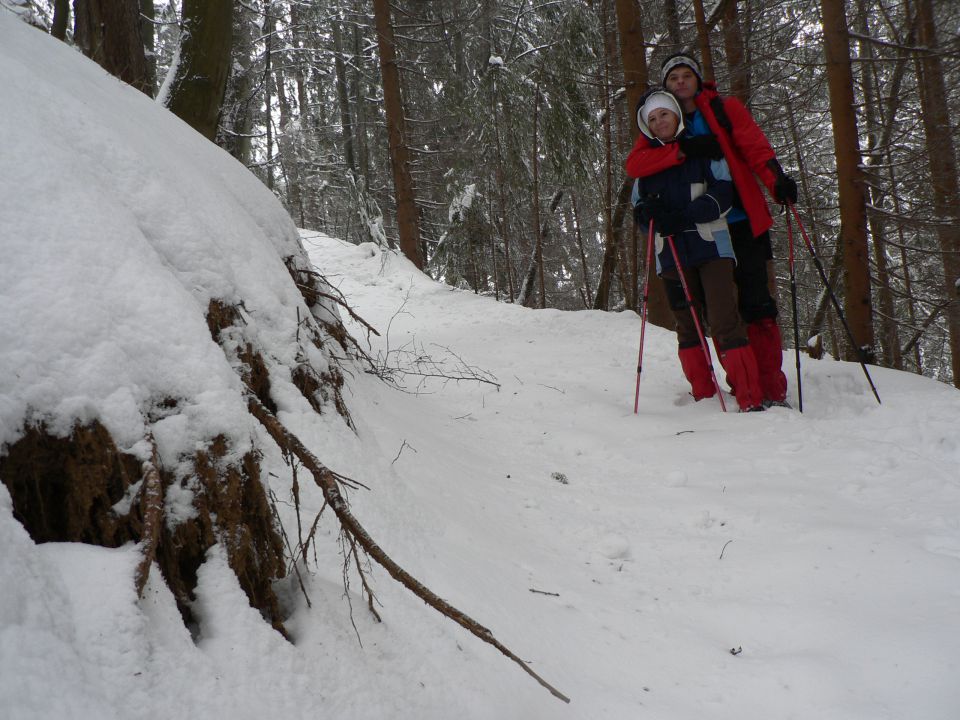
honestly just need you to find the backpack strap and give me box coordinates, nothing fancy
[709,96,734,133]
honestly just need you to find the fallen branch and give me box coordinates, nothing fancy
[247,395,570,704]
[135,437,164,598]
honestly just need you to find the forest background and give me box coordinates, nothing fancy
[13,0,960,387]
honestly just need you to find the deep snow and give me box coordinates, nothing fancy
[2,9,960,720]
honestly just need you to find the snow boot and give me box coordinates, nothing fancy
[678,346,716,401]
[718,345,764,412]
[747,318,788,403]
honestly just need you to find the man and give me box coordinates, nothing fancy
[626,53,797,406]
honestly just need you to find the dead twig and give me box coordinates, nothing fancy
[269,488,313,609]
[247,395,570,704]
[719,540,733,560]
[392,440,417,465]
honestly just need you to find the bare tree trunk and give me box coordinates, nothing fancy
[857,3,901,368]
[373,0,423,269]
[787,99,840,358]
[275,69,304,227]
[532,89,546,309]
[721,0,749,101]
[602,0,632,310]
[663,0,682,47]
[691,0,715,82]
[52,0,69,41]
[914,0,960,387]
[820,0,875,361]
[613,0,648,131]
[218,3,256,166]
[611,0,670,323]
[140,0,156,96]
[351,1,371,182]
[332,17,357,174]
[74,0,150,95]
[263,4,275,190]
[570,193,593,307]
[163,0,233,141]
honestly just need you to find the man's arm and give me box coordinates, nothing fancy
[624,132,684,179]
[720,97,779,195]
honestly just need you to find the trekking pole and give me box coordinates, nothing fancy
[787,202,881,405]
[785,210,804,412]
[634,220,656,414]
[665,235,727,412]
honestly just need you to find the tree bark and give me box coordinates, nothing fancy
[663,0,682,47]
[52,0,69,41]
[373,0,424,269]
[820,0,875,361]
[73,0,150,95]
[532,89,546,308]
[914,0,960,387]
[613,0,649,136]
[857,5,900,369]
[691,0,715,82]
[332,17,357,174]
[721,0,749,102]
[140,0,156,97]
[163,0,234,142]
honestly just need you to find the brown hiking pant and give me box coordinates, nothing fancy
[661,258,748,351]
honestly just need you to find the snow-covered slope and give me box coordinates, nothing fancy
[2,10,960,720]
[300,233,960,719]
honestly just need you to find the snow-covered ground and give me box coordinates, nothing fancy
[2,9,959,720]
[296,233,960,719]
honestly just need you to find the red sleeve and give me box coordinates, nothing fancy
[721,97,778,195]
[624,132,683,179]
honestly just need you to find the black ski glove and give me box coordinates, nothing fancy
[678,134,724,160]
[654,209,687,237]
[634,195,665,228]
[767,159,798,204]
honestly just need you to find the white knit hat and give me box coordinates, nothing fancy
[641,94,679,123]
[636,90,684,140]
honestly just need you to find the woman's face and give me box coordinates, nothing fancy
[648,108,679,141]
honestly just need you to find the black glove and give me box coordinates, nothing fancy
[767,159,798,205]
[678,134,724,160]
[653,209,687,237]
[774,173,798,205]
[634,195,665,228]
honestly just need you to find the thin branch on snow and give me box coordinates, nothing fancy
[248,395,571,704]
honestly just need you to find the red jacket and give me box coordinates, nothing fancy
[625,83,778,238]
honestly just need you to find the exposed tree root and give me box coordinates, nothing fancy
[134,437,163,598]
[247,395,571,704]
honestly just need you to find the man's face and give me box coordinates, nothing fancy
[648,108,679,141]
[665,66,698,102]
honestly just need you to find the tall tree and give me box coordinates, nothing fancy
[820,0,874,361]
[914,0,960,387]
[372,0,423,269]
[74,0,151,95]
[612,0,672,324]
[163,0,234,142]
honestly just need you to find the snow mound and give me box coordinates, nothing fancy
[0,12,331,471]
